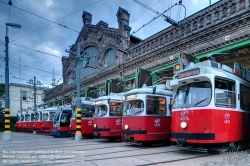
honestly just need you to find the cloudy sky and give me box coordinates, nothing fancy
[0,0,219,88]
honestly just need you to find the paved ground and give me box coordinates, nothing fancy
[0,132,249,166]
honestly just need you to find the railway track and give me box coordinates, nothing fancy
[1,132,248,166]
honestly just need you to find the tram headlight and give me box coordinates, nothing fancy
[94,124,97,128]
[69,124,72,128]
[33,125,34,127]
[180,122,188,129]
[124,124,129,130]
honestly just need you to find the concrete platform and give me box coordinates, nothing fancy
[0,132,249,166]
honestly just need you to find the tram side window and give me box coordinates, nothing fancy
[215,78,236,107]
[240,84,250,111]
[146,96,166,115]
[109,102,123,116]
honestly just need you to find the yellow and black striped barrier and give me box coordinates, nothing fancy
[5,108,10,132]
[76,107,82,134]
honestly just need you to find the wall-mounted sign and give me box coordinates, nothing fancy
[177,68,200,79]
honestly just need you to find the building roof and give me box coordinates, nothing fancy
[9,83,50,91]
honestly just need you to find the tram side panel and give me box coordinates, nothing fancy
[94,117,122,138]
[123,116,171,142]
[81,118,94,135]
[33,121,43,132]
[25,121,34,132]
[172,110,250,144]
[70,119,76,135]
[43,121,53,133]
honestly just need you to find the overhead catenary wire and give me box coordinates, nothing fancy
[130,0,162,24]
[131,2,181,35]
[0,40,62,58]
[8,0,104,42]
[0,0,80,33]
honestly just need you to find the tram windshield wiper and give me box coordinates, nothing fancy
[134,110,143,115]
[193,98,208,107]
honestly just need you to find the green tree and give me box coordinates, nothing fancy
[0,83,4,96]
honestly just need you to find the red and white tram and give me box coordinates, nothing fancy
[170,60,250,151]
[122,84,173,144]
[33,108,44,132]
[70,97,95,137]
[42,107,58,133]
[24,110,35,132]
[51,105,72,137]
[93,93,124,140]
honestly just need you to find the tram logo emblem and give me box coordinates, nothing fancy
[116,119,121,125]
[154,119,160,126]
[181,110,189,117]
[88,120,93,126]
[224,113,230,119]
[224,113,230,124]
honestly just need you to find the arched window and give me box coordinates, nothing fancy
[104,49,115,67]
[81,46,99,79]
[68,72,73,85]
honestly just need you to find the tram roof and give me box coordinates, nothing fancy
[124,84,173,97]
[94,93,124,102]
[173,60,250,86]
[44,107,58,111]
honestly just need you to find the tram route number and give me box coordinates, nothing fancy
[180,117,189,121]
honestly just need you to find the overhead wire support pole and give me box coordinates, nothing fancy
[65,43,82,141]
[3,22,21,141]
[75,42,82,141]
[34,76,37,112]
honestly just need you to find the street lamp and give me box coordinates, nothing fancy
[3,23,21,141]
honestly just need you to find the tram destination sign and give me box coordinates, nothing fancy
[177,68,200,79]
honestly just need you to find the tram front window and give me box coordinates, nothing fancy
[124,100,144,116]
[17,114,22,122]
[54,112,60,124]
[42,113,49,121]
[50,112,56,120]
[35,112,40,121]
[95,105,107,117]
[173,81,211,109]
[109,102,123,116]
[21,115,25,121]
[82,105,95,118]
[25,114,31,121]
[60,110,71,127]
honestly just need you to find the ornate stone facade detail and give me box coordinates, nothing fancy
[44,0,250,103]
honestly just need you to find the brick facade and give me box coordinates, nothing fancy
[44,0,250,104]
